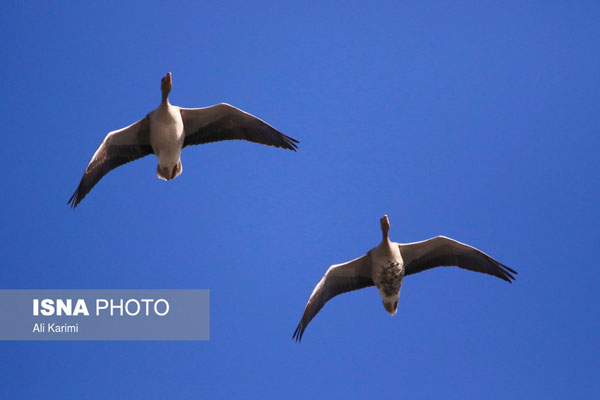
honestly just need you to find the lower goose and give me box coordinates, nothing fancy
[293,215,516,342]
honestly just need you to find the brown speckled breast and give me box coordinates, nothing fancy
[377,260,403,297]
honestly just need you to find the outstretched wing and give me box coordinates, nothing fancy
[68,117,152,208]
[181,103,298,150]
[293,254,373,342]
[400,236,517,282]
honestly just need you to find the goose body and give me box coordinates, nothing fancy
[68,72,299,208]
[292,215,517,342]
[148,101,184,180]
[371,246,403,315]
[370,217,404,315]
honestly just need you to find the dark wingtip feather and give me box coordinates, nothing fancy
[502,263,518,275]
[292,323,305,343]
[280,134,299,151]
[499,264,517,283]
[67,191,80,209]
[497,260,517,282]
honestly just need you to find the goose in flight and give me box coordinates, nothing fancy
[68,72,299,208]
[292,215,516,342]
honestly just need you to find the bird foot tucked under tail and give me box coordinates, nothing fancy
[157,161,182,181]
[172,160,182,179]
[382,298,399,316]
[157,164,169,180]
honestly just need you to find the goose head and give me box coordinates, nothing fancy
[380,214,390,240]
[161,72,172,103]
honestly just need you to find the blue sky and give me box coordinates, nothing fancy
[1,0,599,398]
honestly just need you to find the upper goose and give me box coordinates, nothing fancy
[292,215,516,342]
[68,72,299,208]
